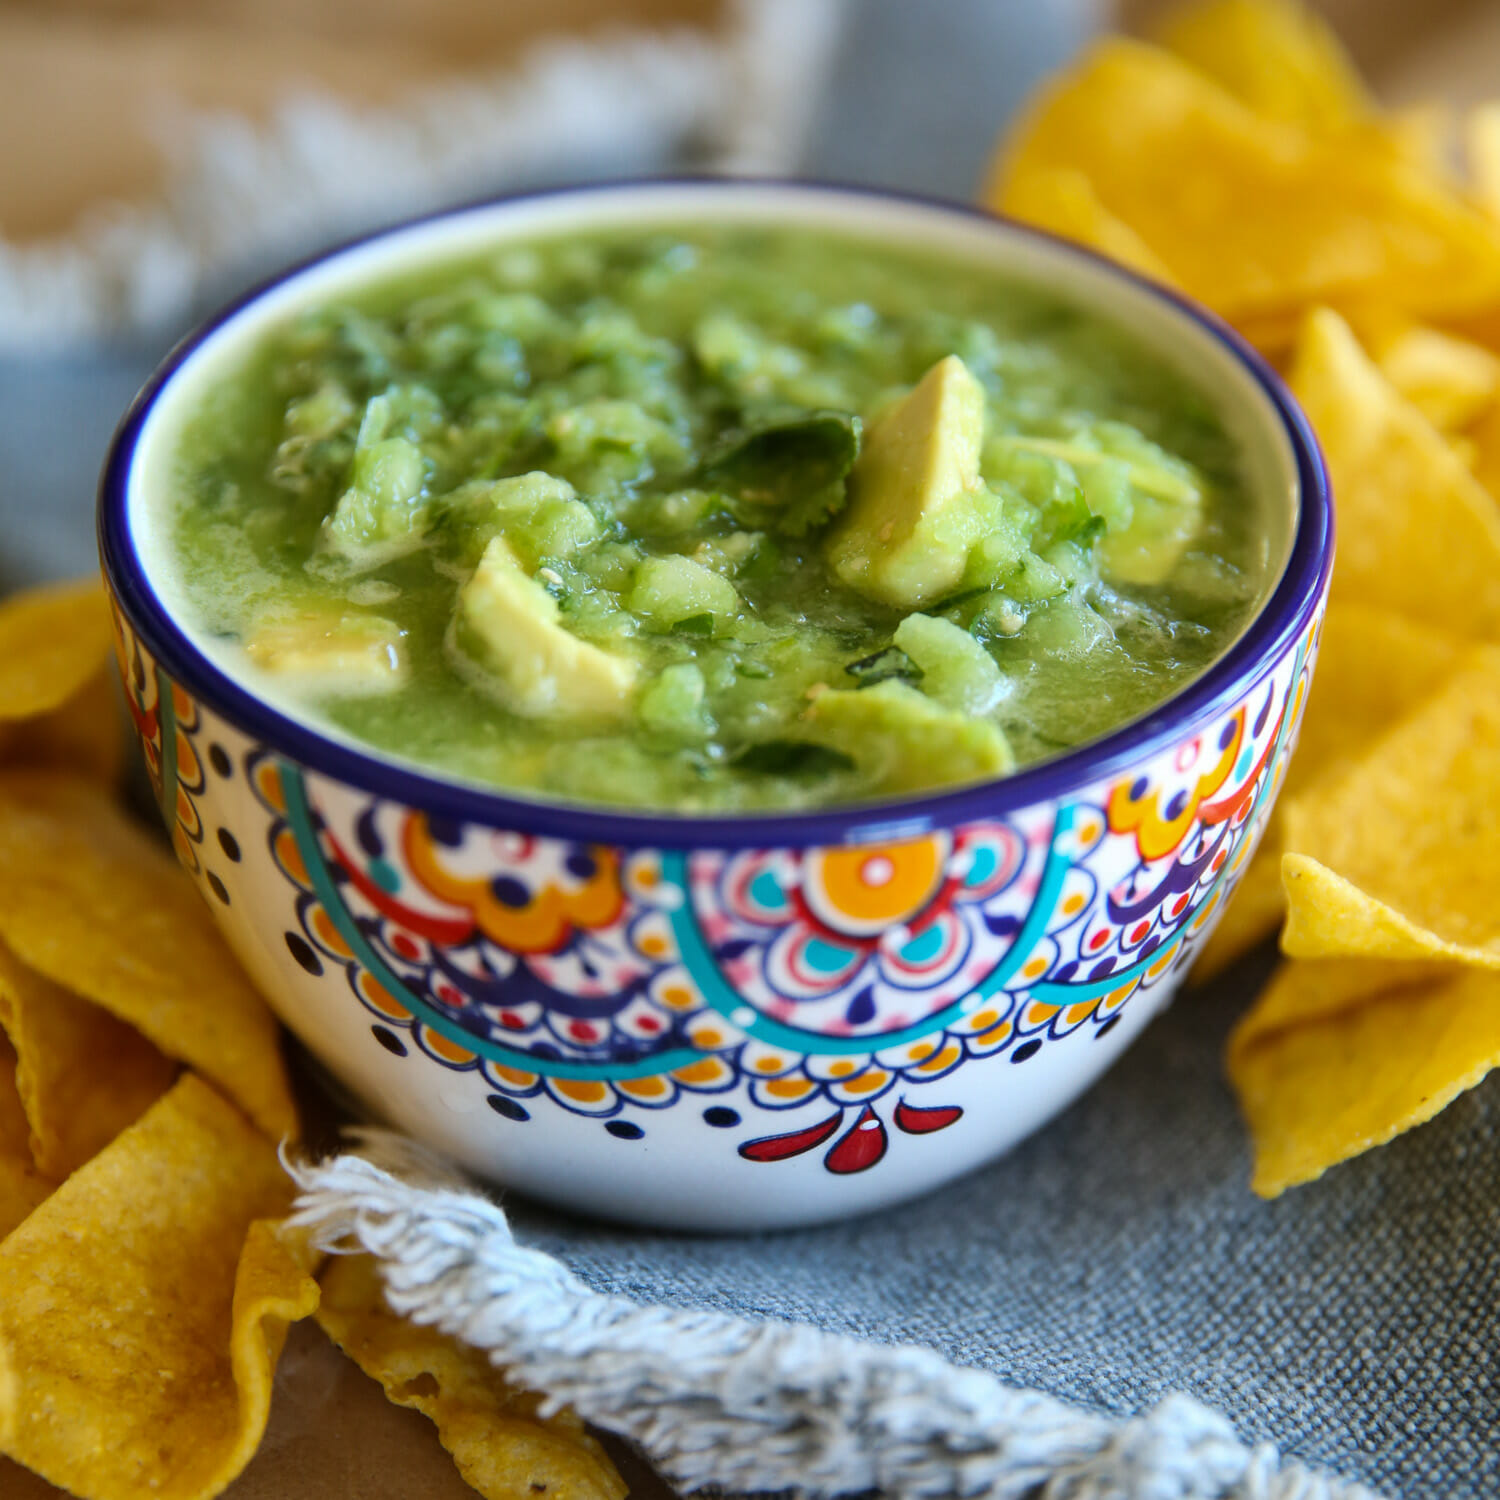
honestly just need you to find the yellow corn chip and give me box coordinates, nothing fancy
[0,771,296,1142]
[0,579,114,723]
[317,1254,625,1500]
[1231,308,1302,360]
[1467,391,1500,501]
[1371,323,1500,432]
[1229,960,1500,1195]
[0,581,123,784]
[992,166,1179,285]
[1288,308,1500,635]
[0,666,124,786]
[989,42,1500,325]
[1194,604,1464,979]
[0,1039,54,1242]
[1382,105,1459,180]
[1229,955,1446,1055]
[1157,0,1369,132]
[1287,604,1465,798]
[1281,646,1500,966]
[0,1075,317,1500]
[1468,102,1500,221]
[0,937,176,1180]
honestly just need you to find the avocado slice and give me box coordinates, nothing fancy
[451,536,637,721]
[1098,491,1203,586]
[797,679,1013,794]
[826,355,988,607]
[245,607,407,693]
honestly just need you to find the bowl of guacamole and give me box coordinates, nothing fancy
[100,183,1331,1229]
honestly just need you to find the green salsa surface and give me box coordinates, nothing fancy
[166,225,1267,811]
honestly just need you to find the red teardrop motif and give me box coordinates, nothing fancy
[824,1105,888,1174]
[893,1099,963,1135]
[738,1111,843,1163]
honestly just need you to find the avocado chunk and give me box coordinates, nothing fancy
[797,679,1013,794]
[451,536,637,721]
[1098,490,1203,586]
[826,355,988,607]
[246,607,407,693]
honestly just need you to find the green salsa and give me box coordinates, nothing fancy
[165,225,1266,811]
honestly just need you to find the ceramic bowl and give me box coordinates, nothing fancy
[98,182,1331,1231]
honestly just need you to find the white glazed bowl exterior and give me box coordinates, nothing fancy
[100,184,1331,1231]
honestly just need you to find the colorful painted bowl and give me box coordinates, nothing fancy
[98,183,1331,1231]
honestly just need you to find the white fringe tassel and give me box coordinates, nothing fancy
[285,1133,1386,1500]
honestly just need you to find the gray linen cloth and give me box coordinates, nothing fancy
[506,950,1499,1499]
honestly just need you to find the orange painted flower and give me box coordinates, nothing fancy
[405,817,625,953]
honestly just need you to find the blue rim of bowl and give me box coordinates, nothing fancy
[98,177,1333,851]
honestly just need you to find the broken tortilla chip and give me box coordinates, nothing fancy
[0,580,114,723]
[1194,604,1464,979]
[0,665,124,786]
[1288,308,1500,635]
[1157,0,1370,133]
[0,1039,54,1242]
[1284,604,1465,798]
[993,165,1179,285]
[0,937,176,1180]
[1466,390,1500,502]
[0,1075,317,1500]
[989,41,1500,326]
[0,581,123,785]
[0,771,296,1142]
[1229,960,1500,1196]
[1468,102,1500,222]
[1370,322,1500,432]
[1281,646,1500,966]
[316,1253,625,1500]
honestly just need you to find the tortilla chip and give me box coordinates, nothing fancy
[0,665,124,786]
[0,581,123,784]
[1288,604,1465,801]
[1467,392,1500,501]
[0,1039,54,1242]
[992,166,1178,285]
[316,1254,625,1500]
[1229,960,1500,1195]
[0,580,114,723]
[0,937,176,1179]
[989,42,1500,325]
[1157,0,1369,133]
[1370,323,1500,432]
[1194,604,1463,981]
[1288,308,1500,635]
[1281,646,1500,966]
[1468,102,1500,222]
[0,1075,317,1500]
[0,1154,53,1245]
[0,771,296,1142]
[224,1220,325,1473]
[1382,105,1460,180]
[1229,955,1447,1055]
